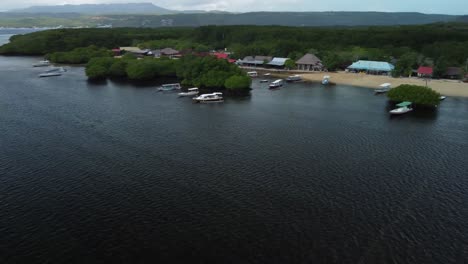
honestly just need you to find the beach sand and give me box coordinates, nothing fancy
[299,71,468,98]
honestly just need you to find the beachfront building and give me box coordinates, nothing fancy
[417,66,433,78]
[296,53,323,71]
[445,67,463,79]
[120,47,150,57]
[237,56,272,66]
[267,57,289,69]
[151,48,180,58]
[347,60,395,75]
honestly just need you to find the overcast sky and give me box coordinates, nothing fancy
[2,0,468,14]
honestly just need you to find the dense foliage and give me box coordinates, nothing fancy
[46,46,112,64]
[387,84,441,106]
[176,56,248,89]
[85,55,251,90]
[2,25,468,78]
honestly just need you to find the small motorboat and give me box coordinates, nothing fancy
[193,92,224,103]
[39,72,62,77]
[264,73,271,76]
[158,83,181,91]
[322,75,330,85]
[440,96,446,100]
[247,71,258,77]
[390,101,413,115]
[375,83,391,94]
[178,87,199,97]
[269,79,283,89]
[286,75,302,82]
[38,67,66,77]
[33,60,50,67]
[260,79,269,83]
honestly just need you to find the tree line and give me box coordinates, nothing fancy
[2,24,468,77]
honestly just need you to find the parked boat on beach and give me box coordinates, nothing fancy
[269,79,283,89]
[322,75,330,85]
[193,92,224,103]
[158,83,181,91]
[286,75,302,82]
[375,83,391,94]
[178,88,199,97]
[33,60,50,67]
[390,101,413,115]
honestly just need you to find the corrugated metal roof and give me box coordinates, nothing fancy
[347,60,394,72]
[417,66,433,75]
[268,57,289,66]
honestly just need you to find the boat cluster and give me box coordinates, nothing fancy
[33,60,67,77]
[157,84,224,103]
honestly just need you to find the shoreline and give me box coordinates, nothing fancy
[306,72,468,98]
[259,70,468,98]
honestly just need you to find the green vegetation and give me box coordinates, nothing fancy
[46,46,112,64]
[387,84,441,107]
[84,55,251,91]
[2,24,468,74]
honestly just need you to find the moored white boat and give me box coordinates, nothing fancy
[264,73,271,76]
[322,75,330,85]
[247,71,258,77]
[440,96,446,100]
[33,60,50,67]
[286,74,302,82]
[375,83,391,94]
[390,101,413,115]
[158,83,181,91]
[260,79,269,83]
[39,72,62,77]
[193,92,224,103]
[178,87,199,97]
[269,79,283,89]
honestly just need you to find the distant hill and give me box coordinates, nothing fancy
[0,10,464,28]
[9,3,173,15]
[102,12,458,27]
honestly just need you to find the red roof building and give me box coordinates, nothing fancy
[417,66,433,77]
[212,52,236,63]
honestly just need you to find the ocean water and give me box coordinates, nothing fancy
[1,52,468,262]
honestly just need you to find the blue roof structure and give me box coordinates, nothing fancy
[267,57,288,67]
[347,60,395,72]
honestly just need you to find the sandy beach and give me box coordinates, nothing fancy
[252,67,468,98]
[299,71,468,98]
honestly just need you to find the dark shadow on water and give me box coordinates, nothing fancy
[109,77,181,88]
[86,78,108,86]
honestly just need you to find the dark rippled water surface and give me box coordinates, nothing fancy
[1,54,468,263]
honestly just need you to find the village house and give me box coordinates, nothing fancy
[295,53,323,71]
[417,66,433,78]
[444,67,463,79]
